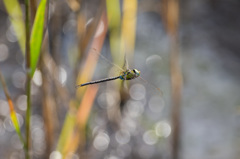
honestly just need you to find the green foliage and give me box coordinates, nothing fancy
[3,0,25,53]
[30,0,47,77]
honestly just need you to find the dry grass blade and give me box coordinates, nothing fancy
[57,9,108,158]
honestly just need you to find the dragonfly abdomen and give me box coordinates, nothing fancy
[76,69,140,88]
[76,76,120,88]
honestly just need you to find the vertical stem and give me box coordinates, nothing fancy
[161,0,181,158]
[25,0,31,158]
[25,77,31,159]
[170,37,182,159]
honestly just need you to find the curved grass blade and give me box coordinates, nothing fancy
[59,86,99,158]
[30,0,47,77]
[57,11,108,156]
[0,70,25,147]
[3,0,25,54]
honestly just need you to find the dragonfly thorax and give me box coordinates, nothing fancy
[119,69,141,80]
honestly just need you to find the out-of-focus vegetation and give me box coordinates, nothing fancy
[0,0,240,159]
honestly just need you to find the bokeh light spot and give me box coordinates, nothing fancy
[97,91,119,109]
[6,25,18,42]
[0,44,9,62]
[3,114,23,132]
[93,132,110,151]
[115,129,130,145]
[155,121,171,138]
[12,71,26,89]
[33,70,42,86]
[129,84,146,100]
[143,130,158,145]
[3,117,15,132]
[58,67,67,85]
[16,95,27,111]
[121,117,136,133]
[50,151,62,159]
[146,54,162,68]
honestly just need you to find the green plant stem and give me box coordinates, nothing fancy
[25,76,31,159]
[25,0,31,158]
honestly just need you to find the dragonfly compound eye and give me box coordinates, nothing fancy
[133,69,140,76]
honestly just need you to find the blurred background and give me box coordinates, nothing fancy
[0,0,240,159]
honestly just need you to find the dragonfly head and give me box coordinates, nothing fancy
[120,69,141,80]
[133,69,140,77]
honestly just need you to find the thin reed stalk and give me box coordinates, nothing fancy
[161,0,182,159]
[25,0,31,158]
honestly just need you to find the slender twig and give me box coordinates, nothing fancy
[25,0,31,158]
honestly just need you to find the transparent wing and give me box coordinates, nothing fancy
[90,48,163,97]
[87,48,124,79]
[123,53,129,70]
[93,48,124,70]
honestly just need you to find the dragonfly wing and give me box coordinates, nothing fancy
[122,53,129,71]
[138,76,163,97]
[90,48,163,96]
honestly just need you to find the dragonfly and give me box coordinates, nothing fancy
[75,49,140,88]
[75,48,162,96]
[75,69,140,88]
